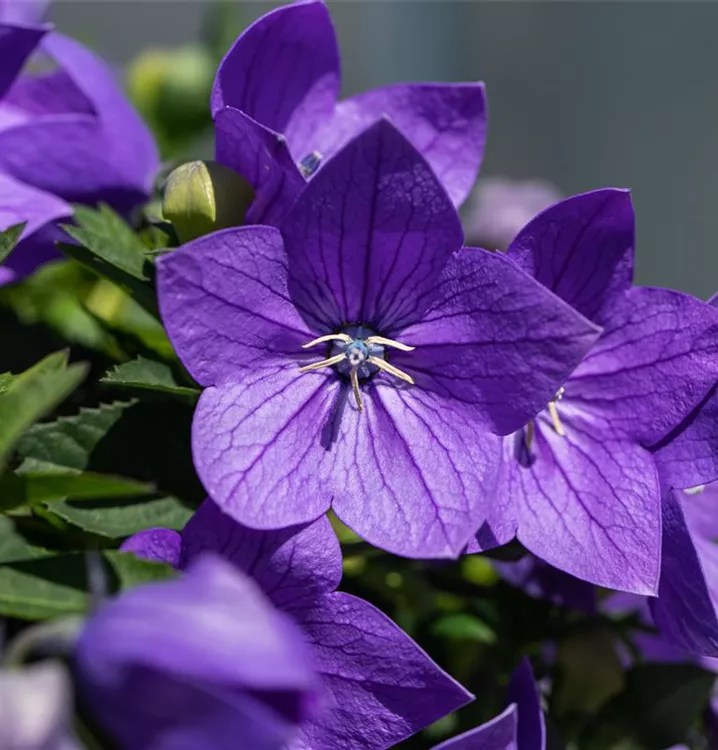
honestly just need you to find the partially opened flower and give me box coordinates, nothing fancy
[75,554,320,750]
[432,659,545,750]
[653,292,718,489]
[211,0,486,225]
[122,500,473,749]
[158,120,599,558]
[0,661,80,750]
[471,189,718,596]
[0,17,159,281]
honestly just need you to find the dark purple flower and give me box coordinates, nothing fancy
[0,16,158,281]
[465,177,563,251]
[652,292,718,489]
[157,120,599,558]
[0,661,80,750]
[432,659,545,750]
[471,189,718,595]
[75,554,320,750]
[211,0,486,225]
[121,500,473,750]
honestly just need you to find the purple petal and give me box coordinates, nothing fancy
[76,555,319,750]
[211,0,339,160]
[214,106,304,226]
[503,420,662,594]
[291,592,473,750]
[390,249,602,435]
[157,225,313,388]
[0,0,48,25]
[652,383,718,489]
[0,32,158,209]
[506,659,545,750]
[316,83,487,207]
[119,528,182,567]
[179,500,342,609]
[506,188,634,325]
[191,370,339,530]
[331,384,502,558]
[650,488,718,657]
[0,22,47,99]
[681,482,718,541]
[5,68,94,116]
[431,705,518,750]
[569,287,718,446]
[282,118,463,334]
[465,177,563,251]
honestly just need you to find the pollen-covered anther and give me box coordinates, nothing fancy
[548,386,566,437]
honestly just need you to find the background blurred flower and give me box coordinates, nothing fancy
[122,500,473,750]
[75,554,320,750]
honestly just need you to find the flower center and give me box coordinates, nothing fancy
[297,325,415,412]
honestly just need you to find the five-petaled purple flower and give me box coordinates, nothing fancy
[432,659,545,750]
[75,554,320,750]
[157,120,599,558]
[470,188,718,596]
[121,500,473,749]
[0,6,158,282]
[211,0,486,225]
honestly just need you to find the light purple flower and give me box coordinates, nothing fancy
[0,16,158,281]
[465,177,563,251]
[121,500,473,750]
[471,188,718,595]
[653,292,718,489]
[0,661,80,750]
[75,554,320,750]
[157,120,599,558]
[211,0,486,225]
[0,0,48,25]
[432,659,545,750]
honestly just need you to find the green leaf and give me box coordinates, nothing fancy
[63,204,150,281]
[431,613,497,644]
[48,495,192,538]
[101,356,199,399]
[580,663,715,750]
[0,222,27,263]
[0,467,154,511]
[0,352,88,473]
[0,550,176,620]
[0,516,48,564]
[14,400,203,538]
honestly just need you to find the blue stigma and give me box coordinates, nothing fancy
[298,151,322,178]
[331,325,385,379]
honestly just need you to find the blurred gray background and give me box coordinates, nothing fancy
[51,1,718,298]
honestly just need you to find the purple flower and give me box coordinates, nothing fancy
[157,120,599,558]
[0,16,158,281]
[471,188,718,595]
[0,0,48,25]
[432,659,545,750]
[465,177,563,252]
[0,661,80,750]
[75,554,320,750]
[121,500,473,750]
[211,0,486,225]
[653,292,718,489]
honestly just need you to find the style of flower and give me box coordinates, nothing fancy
[210,0,487,225]
[470,188,718,596]
[0,12,158,281]
[75,554,320,750]
[121,500,473,750]
[432,659,545,750]
[157,120,599,558]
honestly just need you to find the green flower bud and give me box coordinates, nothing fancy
[162,161,255,244]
